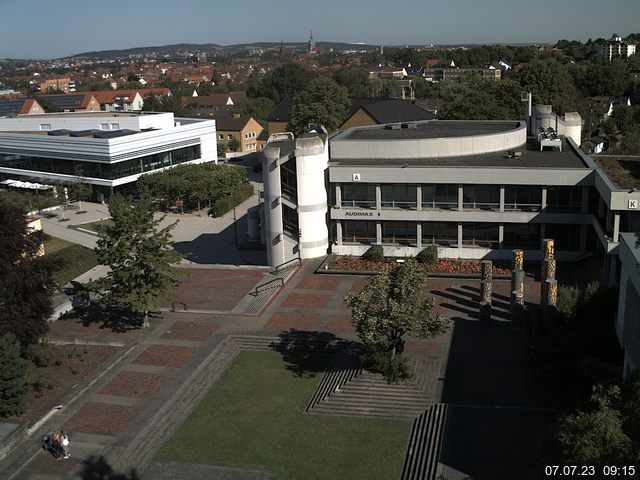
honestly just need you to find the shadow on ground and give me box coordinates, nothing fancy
[79,455,139,480]
[270,329,359,378]
[61,304,162,333]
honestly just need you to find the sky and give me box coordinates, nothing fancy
[1,0,639,59]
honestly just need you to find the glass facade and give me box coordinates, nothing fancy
[504,186,541,211]
[546,186,581,213]
[503,223,540,249]
[463,185,500,210]
[462,223,499,248]
[422,222,458,246]
[280,158,297,202]
[545,224,581,250]
[381,184,416,208]
[0,145,200,181]
[342,220,376,244]
[422,184,458,209]
[342,183,376,208]
[282,204,298,240]
[382,221,416,244]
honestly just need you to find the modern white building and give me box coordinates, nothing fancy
[0,111,216,199]
[261,113,640,286]
[599,34,637,61]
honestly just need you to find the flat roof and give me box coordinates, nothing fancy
[342,120,521,140]
[330,140,588,169]
[594,155,640,189]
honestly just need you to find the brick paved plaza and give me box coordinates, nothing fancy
[0,260,552,480]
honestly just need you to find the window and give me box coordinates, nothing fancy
[227,134,232,140]
[546,186,581,213]
[342,221,377,244]
[111,123,119,130]
[504,186,541,211]
[503,223,540,249]
[463,185,500,210]
[100,123,109,130]
[422,184,458,209]
[381,184,416,208]
[382,221,416,244]
[342,184,376,208]
[282,204,298,240]
[39,124,51,131]
[422,222,458,246]
[218,134,223,140]
[545,224,580,250]
[462,223,499,248]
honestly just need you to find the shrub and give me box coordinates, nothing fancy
[0,334,27,417]
[211,183,254,217]
[557,285,581,321]
[362,245,384,262]
[23,341,53,367]
[360,347,414,384]
[416,245,438,264]
[26,372,55,397]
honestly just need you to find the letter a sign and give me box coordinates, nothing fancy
[352,173,361,182]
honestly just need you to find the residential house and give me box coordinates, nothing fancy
[267,96,295,136]
[215,114,263,153]
[599,34,637,61]
[0,98,45,117]
[39,93,101,112]
[340,99,436,130]
[181,92,248,117]
[39,77,75,94]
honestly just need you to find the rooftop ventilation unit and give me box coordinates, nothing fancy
[507,151,522,159]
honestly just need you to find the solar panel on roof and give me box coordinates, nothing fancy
[41,94,84,109]
[0,99,25,116]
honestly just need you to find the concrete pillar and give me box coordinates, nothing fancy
[613,213,620,243]
[416,185,422,211]
[511,269,525,307]
[499,185,505,212]
[479,301,491,322]
[511,249,524,271]
[457,223,463,249]
[376,222,382,244]
[416,223,422,249]
[335,184,341,208]
[458,185,464,211]
[375,185,381,210]
[336,221,343,246]
[541,187,547,212]
[498,224,504,248]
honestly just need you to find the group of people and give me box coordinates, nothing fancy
[42,431,70,459]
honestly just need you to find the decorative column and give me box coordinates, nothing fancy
[480,260,493,323]
[540,239,555,307]
[511,249,524,309]
[544,278,558,321]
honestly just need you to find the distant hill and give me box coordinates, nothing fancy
[66,41,382,60]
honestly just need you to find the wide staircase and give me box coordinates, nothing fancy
[401,403,449,480]
[307,355,441,419]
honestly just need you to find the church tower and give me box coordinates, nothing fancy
[308,30,316,54]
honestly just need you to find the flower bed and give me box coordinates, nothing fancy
[329,255,511,275]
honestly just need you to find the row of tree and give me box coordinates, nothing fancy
[137,162,247,211]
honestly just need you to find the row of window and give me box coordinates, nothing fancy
[339,184,585,213]
[0,145,201,180]
[337,221,581,250]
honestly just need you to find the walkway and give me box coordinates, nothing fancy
[0,259,553,480]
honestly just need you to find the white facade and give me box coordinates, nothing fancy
[616,233,640,379]
[0,112,216,189]
[599,35,637,61]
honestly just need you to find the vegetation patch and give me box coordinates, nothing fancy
[331,255,511,275]
[45,241,99,286]
[157,350,410,479]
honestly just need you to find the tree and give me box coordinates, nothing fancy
[288,76,350,135]
[551,385,633,467]
[520,58,578,113]
[0,334,27,418]
[90,195,182,327]
[237,97,275,125]
[72,165,92,210]
[344,259,452,382]
[0,201,56,345]
[227,136,241,152]
[248,63,314,103]
[217,142,227,158]
[332,66,370,98]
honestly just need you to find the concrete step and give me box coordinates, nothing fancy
[310,403,421,419]
[319,395,431,411]
[401,404,448,480]
[330,388,431,401]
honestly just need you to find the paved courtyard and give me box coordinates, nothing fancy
[0,259,555,480]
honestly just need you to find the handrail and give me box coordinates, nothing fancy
[272,257,301,275]
[253,278,283,295]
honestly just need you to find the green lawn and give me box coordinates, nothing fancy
[157,350,411,480]
[44,237,99,285]
[77,218,113,233]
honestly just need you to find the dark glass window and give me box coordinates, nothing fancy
[503,223,540,249]
[422,222,458,246]
[463,185,500,210]
[280,158,297,201]
[462,223,499,248]
[504,186,542,211]
[545,224,580,250]
[381,184,416,208]
[546,186,581,213]
[282,204,298,240]
[342,183,376,208]
[342,221,377,244]
[422,184,458,209]
[381,221,416,244]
